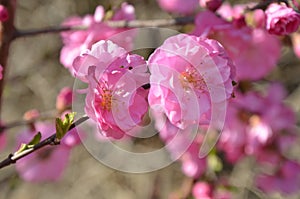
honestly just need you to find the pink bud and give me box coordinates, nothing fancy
[23,109,40,121]
[0,5,8,22]
[56,87,73,111]
[192,182,213,199]
[157,0,199,15]
[0,131,6,151]
[265,3,300,35]
[252,9,266,28]
[0,64,3,80]
[199,0,223,12]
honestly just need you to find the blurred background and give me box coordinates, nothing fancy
[0,0,300,199]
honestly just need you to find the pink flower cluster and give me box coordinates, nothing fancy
[256,160,300,195]
[218,84,296,163]
[74,40,149,139]
[217,83,300,195]
[60,3,135,74]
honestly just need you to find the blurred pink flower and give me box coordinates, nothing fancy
[252,9,266,28]
[193,10,281,80]
[157,0,198,15]
[60,3,136,74]
[265,3,300,35]
[154,110,207,178]
[15,122,81,182]
[81,40,149,139]
[214,189,232,199]
[0,132,6,151]
[192,182,213,199]
[0,5,8,22]
[216,2,248,20]
[256,160,300,195]
[181,141,207,178]
[148,34,235,129]
[0,64,3,80]
[218,84,296,163]
[56,87,73,111]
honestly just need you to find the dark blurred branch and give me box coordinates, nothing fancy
[0,0,17,119]
[248,0,298,11]
[14,16,195,38]
[0,110,57,134]
[0,115,89,170]
[14,26,73,38]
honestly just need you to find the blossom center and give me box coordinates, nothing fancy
[180,68,206,91]
[100,89,112,111]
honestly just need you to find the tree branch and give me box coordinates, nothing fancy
[14,16,195,38]
[0,110,57,134]
[0,115,89,170]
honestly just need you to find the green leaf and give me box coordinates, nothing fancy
[14,132,42,155]
[28,132,41,145]
[208,153,223,172]
[55,112,76,140]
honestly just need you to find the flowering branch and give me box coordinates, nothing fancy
[14,16,195,38]
[0,115,89,170]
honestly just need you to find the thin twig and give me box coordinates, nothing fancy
[14,16,195,38]
[14,26,73,38]
[0,111,57,134]
[0,115,89,170]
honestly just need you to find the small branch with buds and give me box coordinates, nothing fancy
[0,115,89,170]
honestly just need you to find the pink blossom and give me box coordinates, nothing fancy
[56,87,73,111]
[192,182,213,199]
[72,40,128,82]
[157,0,198,15]
[15,122,81,182]
[80,40,149,139]
[23,109,40,121]
[60,3,136,73]
[265,3,300,35]
[148,34,235,129]
[193,11,281,80]
[0,5,8,22]
[199,0,223,12]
